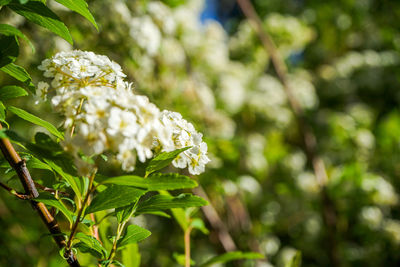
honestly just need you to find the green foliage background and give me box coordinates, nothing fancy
[1,0,400,266]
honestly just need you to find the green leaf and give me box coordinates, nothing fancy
[0,63,35,92]
[190,218,209,234]
[8,1,73,44]
[136,194,208,213]
[0,101,6,123]
[54,0,98,30]
[43,158,82,200]
[199,251,264,267]
[0,35,18,68]
[285,251,302,267]
[101,173,197,191]
[115,204,136,223]
[86,185,146,214]
[0,85,27,100]
[173,253,195,266]
[145,147,190,176]
[7,106,64,140]
[0,24,34,52]
[35,192,74,226]
[26,157,52,170]
[75,232,107,258]
[117,225,151,248]
[0,0,12,6]
[121,243,140,267]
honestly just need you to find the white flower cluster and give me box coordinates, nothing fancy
[37,50,209,175]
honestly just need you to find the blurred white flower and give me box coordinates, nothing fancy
[360,206,383,229]
[296,171,320,193]
[384,219,400,244]
[361,174,398,206]
[130,15,161,56]
[260,236,281,256]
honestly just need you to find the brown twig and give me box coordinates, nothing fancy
[0,123,80,267]
[236,0,339,265]
[193,186,237,252]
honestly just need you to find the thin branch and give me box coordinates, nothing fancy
[0,123,81,267]
[193,186,237,252]
[236,0,339,266]
[184,226,193,267]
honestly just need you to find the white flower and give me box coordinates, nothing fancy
[38,50,209,175]
[159,110,210,175]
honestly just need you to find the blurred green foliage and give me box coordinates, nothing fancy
[1,0,400,266]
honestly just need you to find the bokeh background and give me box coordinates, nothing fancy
[1,0,400,266]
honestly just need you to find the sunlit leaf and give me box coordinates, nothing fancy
[7,106,64,140]
[54,0,98,30]
[8,1,73,44]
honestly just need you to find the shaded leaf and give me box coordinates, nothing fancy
[0,35,18,68]
[35,192,73,226]
[117,225,151,248]
[8,1,73,44]
[75,232,107,258]
[0,23,34,52]
[86,185,146,214]
[7,106,64,140]
[43,158,82,200]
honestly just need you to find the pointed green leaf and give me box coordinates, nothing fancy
[199,251,264,267]
[121,243,141,267]
[7,106,64,140]
[0,24,34,52]
[35,192,74,226]
[43,158,82,200]
[8,1,73,44]
[136,194,208,213]
[190,218,209,234]
[54,0,98,30]
[86,185,147,214]
[0,63,35,92]
[101,173,197,191]
[117,225,151,248]
[0,85,27,100]
[26,156,52,171]
[75,232,108,258]
[145,147,190,175]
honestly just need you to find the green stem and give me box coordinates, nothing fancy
[66,167,98,251]
[184,226,193,267]
[107,202,138,265]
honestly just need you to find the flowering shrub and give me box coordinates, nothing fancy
[1,0,400,266]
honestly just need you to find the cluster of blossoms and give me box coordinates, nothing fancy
[37,50,210,175]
